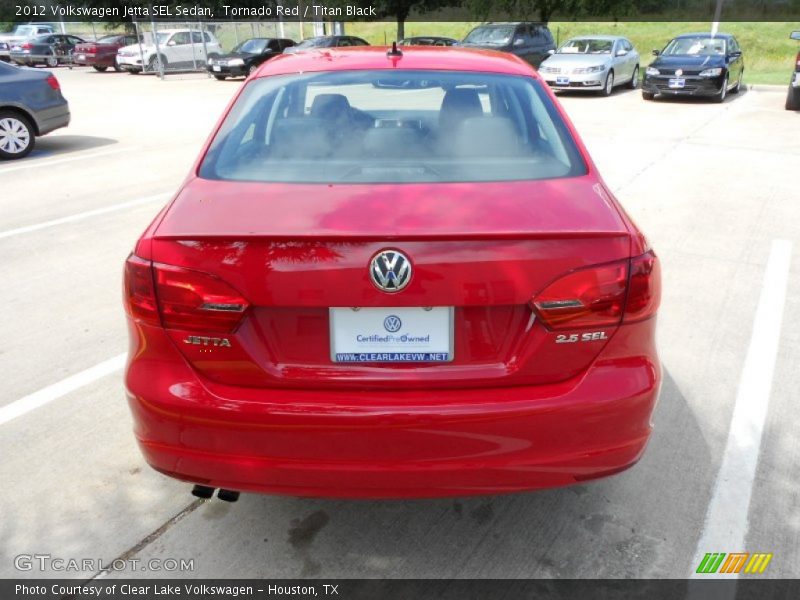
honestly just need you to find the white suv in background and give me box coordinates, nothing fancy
[116,29,221,73]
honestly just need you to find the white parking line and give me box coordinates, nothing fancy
[0,353,126,427]
[690,239,792,577]
[0,147,128,175]
[0,192,171,240]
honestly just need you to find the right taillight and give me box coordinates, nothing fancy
[623,250,661,323]
[532,260,629,330]
[124,254,249,333]
[532,251,660,330]
[45,75,60,91]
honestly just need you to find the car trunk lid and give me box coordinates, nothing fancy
[148,177,633,390]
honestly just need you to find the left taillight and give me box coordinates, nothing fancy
[124,254,249,333]
[45,75,60,91]
[531,250,661,330]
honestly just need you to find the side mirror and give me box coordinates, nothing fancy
[547,48,555,54]
[729,50,742,58]
[616,49,627,56]
[652,49,660,56]
[513,38,525,47]
[167,40,176,47]
[790,31,800,41]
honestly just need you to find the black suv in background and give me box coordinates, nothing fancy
[461,22,556,68]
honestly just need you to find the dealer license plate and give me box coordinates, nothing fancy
[212,65,221,72]
[668,78,686,89]
[330,307,453,363]
[77,54,85,61]
[556,76,570,85]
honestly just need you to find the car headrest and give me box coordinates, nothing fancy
[310,93,352,120]
[439,88,483,133]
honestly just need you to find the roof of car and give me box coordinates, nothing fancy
[674,32,734,39]
[254,46,537,78]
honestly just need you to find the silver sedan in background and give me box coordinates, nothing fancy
[539,35,640,96]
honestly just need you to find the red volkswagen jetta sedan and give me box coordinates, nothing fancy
[124,46,661,499]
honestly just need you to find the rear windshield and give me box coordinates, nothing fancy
[199,70,587,184]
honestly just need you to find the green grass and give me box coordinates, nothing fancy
[348,21,800,85]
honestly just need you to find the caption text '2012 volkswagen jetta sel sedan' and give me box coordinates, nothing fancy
[123,45,661,500]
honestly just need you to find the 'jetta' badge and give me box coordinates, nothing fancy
[370,250,412,292]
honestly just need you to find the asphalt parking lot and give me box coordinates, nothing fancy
[1,67,798,579]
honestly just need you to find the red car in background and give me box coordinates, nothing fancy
[123,46,661,500]
[74,34,139,72]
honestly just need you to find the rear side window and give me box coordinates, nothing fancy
[200,70,587,184]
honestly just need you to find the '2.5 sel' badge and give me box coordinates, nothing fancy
[555,331,608,344]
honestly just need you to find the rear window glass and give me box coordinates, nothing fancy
[199,70,587,184]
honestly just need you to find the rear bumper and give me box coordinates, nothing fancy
[36,102,70,135]
[74,53,113,68]
[126,319,660,498]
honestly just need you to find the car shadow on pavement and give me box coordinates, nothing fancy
[89,368,723,580]
[27,135,117,159]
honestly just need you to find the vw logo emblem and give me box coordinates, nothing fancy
[383,315,402,332]
[370,250,412,293]
[675,69,683,77]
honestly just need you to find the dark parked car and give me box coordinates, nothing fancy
[461,22,556,68]
[282,35,369,54]
[399,36,459,47]
[0,61,70,159]
[0,24,57,62]
[642,32,744,102]
[786,31,800,111]
[73,34,140,72]
[208,38,295,80]
[9,34,85,67]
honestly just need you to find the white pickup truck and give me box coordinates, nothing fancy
[0,24,57,62]
[116,29,221,74]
